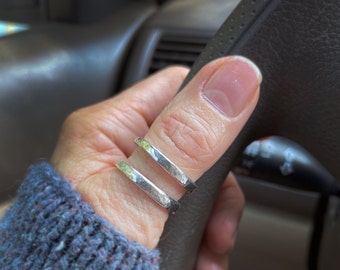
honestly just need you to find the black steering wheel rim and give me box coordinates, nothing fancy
[158,0,340,269]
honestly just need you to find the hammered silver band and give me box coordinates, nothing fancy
[135,138,197,193]
[115,137,196,213]
[116,161,180,213]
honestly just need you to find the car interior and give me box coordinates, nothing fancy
[0,0,339,269]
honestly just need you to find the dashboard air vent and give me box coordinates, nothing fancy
[149,34,210,74]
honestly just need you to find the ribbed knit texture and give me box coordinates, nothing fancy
[0,162,160,269]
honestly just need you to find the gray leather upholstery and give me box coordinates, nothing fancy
[0,1,156,202]
[158,0,340,268]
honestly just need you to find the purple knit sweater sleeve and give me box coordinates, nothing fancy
[0,162,160,269]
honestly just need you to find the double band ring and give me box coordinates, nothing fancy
[116,138,197,213]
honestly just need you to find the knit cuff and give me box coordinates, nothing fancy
[0,162,160,269]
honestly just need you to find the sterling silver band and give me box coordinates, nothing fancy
[135,138,197,193]
[116,161,180,213]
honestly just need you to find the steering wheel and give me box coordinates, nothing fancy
[158,0,340,269]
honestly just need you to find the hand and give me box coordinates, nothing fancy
[51,56,261,269]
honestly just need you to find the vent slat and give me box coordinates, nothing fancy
[160,35,208,43]
[153,51,199,62]
[157,40,207,53]
[149,34,210,74]
[156,44,205,53]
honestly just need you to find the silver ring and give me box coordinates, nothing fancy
[116,161,180,213]
[135,138,197,193]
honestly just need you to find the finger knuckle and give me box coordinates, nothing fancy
[163,66,190,80]
[64,109,83,125]
[160,111,217,165]
[60,108,92,137]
